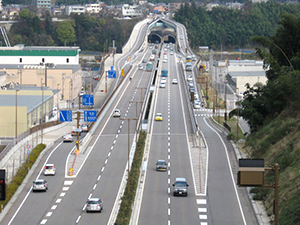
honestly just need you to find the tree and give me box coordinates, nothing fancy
[56,21,76,46]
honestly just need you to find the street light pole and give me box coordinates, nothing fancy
[62,73,65,100]
[236,87,240,142]
[224,79,227,122]
[120,117,138,180]
[15,89,19,142]
[41,79,44,144]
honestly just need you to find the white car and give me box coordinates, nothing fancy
[194,101,201,109]
[43,164,56,176]
[63,133,73,142]
[163,58,167,63]
[159,82,166,88]
[187,75,193,81]
[138,64,143,70]
[161,77,166,83]
[172,79,178,84]
[113,109,121,117]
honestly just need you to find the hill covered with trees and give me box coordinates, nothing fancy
[7,10,138,52]
[174,1,300,51]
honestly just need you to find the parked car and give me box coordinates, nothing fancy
[86,198,103,213]
[172,177,189,196]
[156,159,167,171]
[43,164,56,176]
[32,179,48,192]
[113,109,121,117]
[63,133,73,142]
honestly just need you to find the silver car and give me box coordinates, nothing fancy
[86,198,103,213]
[32,179,48,192]
[156,159,167,171]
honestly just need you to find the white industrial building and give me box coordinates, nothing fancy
[122,4,142,17]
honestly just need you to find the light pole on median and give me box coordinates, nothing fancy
[129,100,143,142]
[120,117,138,182]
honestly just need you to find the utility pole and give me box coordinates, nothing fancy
[236,87,240,141]
[129,100,143,141]
[41,79,44,144]
[224,79,227,122]
[120,117,138,184]
[15,89,19,142]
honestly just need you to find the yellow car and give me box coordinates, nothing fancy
[155,113,163,121]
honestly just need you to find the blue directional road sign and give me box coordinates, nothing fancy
[108,66,116,78]
[84,110,97,122]
[82,94,94,106]
[60,110,73,122]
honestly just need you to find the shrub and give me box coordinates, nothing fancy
[0,144,46,212]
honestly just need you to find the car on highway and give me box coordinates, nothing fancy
[142,59,147,63]
[43,164,56,176]
[172,177,189,196]
[71,128,82,136]
[172,79,178,84]
[93,75,100,80]
[113,109,121,117]
[170,51,174,55]
[190,87,195,93]
[180,35,184,40]
[193,100,201,109]
[86,198,103,213]
[161,77,166,83]
[63,133,73,142]
[159,81,166,88]
[156,159,167,171]
[187,75,193,81]
[81,124,89,132]
[138,64,143,70]
[163,58,167,63]
[155,113,163,121]
[188,81,194,87]
[32,179,48,192]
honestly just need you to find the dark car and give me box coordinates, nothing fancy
[172,177,189,196]
[156,159,167,171]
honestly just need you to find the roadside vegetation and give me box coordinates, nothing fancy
[0,144,46,212]
[115,131,147,225]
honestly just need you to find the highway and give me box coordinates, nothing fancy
[1,17,258,225]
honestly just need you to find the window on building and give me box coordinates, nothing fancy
[66,58,69,63]
[20,58,22,63]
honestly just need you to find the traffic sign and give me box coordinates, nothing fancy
[108,66,116,78]
[60,110,72,122]
[82,94,94,106]
[26,144,31,150]
[84,110,97,122]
